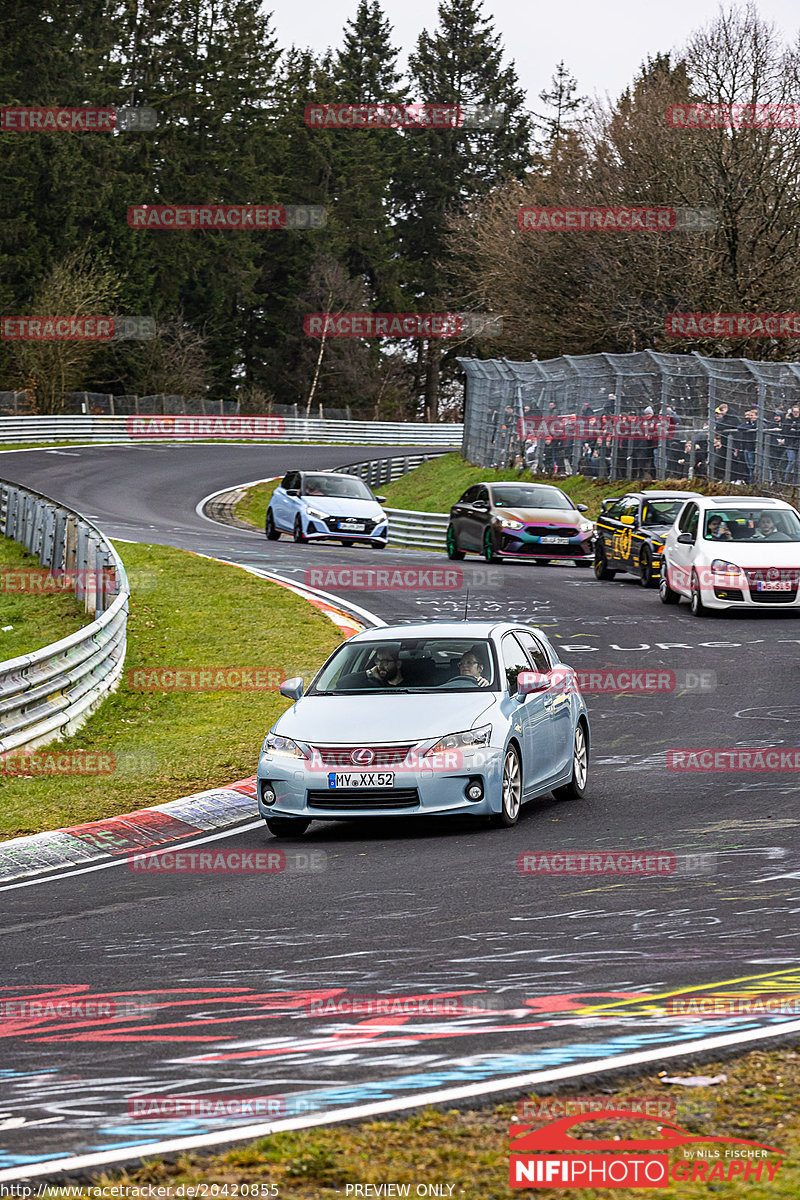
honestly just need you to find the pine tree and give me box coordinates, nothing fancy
[393,0,533,417]
[535,62,587,147]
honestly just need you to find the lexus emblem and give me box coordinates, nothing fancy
[351,747,375,766]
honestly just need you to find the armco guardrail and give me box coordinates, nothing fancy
[385,508,448,551]
[0,482,128,754]
[0,415,462,447]
[335,451,449,488]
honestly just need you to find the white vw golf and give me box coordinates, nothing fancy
[660,495,800,614]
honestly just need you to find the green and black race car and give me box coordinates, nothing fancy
[593,490,702,587]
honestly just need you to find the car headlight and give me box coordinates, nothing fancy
[424,725,492,756]
[578,521,594,533]
[262,733,307,759]
[305,506,327,520]
[500,519,524,530]
[711,558,741,575]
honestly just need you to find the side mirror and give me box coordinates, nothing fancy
[473,499,489,511]
[619,514,635,526]
[517,670,550,696]
[600,498,620,512]
[286,488,300,497]
[279,676,304,701]
[576,503,589,513]
[676,532,694,545]
[375,495,387,504]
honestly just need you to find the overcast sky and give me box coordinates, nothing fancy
[267,0,800,112]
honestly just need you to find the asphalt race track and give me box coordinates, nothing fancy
[2,443,800,1178]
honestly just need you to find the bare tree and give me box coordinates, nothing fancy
[9,251,121,413]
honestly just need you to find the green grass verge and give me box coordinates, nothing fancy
[55,1043,800,1198]
[0,536,89,660]
[0,541,342,839]
[377,452,764,519]
[234,478,280,530]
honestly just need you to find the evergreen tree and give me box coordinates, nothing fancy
[394,0,533,416]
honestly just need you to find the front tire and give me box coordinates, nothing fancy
[638,547,655,588]
[690,571,707,617]
[293,516,306,544]
[266,817,310,838]
[553,721,588,800]
[659,563,680,605]
[483,528,503,563]
[491,745,522,827]
[265,510,280,541]
[593,544,616,580]
[446,525,466,560]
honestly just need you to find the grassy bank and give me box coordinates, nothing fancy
[234,478,279,529]
[56,1041,800,1198]
[0,535,89,660]
[0,541,342,839]
[377,453,760,519]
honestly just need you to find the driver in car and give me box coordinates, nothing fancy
[706,513,733,540]
[753,513,784,541]
[457,648,490,687]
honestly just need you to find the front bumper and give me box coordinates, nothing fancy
[305,515,388,543]
[257,747,504,820]
[498,530,595,560]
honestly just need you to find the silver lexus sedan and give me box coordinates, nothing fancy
[256,622,589,836]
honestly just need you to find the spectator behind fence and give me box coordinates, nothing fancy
[782,402,800,483]
[735,408,758,482]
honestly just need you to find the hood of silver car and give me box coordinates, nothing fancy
[272,691,496,744]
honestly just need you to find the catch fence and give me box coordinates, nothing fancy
[458,352,800,487]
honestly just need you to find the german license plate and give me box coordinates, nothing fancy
[338,520,365,531]
[755,580,792,591]
[541,536,570,544]
[328,772,395,788]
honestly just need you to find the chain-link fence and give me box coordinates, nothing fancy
[457,352,800,488]
[0,394,352,419]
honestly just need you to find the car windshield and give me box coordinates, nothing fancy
[642,499,684,526]
[490,486,573,510]
[309,637,498,694]
[301,474,372,499]
[702,507,800,542]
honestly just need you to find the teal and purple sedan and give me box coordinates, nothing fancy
[446,482,595,564]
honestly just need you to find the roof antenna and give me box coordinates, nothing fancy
[462,588,469,620]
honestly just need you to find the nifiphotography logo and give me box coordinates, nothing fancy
[508,1112,784,1188]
